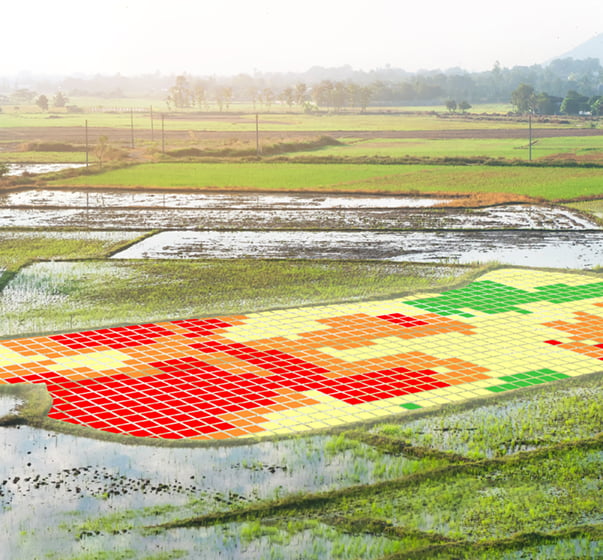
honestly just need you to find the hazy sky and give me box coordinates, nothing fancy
[4,0,601,76]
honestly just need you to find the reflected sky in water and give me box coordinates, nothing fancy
[113,230,603,269]
[0,423,416,556]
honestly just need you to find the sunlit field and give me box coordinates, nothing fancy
[50,161,603,200]
[1,98,602,560]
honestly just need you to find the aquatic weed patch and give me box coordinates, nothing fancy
[0,260,470,337]
[370,381,603,458]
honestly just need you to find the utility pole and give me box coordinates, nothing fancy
[130,108,135,149]
[255,113,260,156]
[528,112,532,162]
[161,113,165,153]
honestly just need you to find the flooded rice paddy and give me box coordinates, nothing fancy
[112,229,603,269]
[0,188,597,230]
[0,395,21,417]
[1,185,602,556]
[5,164,87,176]
[1,188,600,268]
[0,424,423,557]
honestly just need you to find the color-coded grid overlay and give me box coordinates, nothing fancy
[1,269,602,441]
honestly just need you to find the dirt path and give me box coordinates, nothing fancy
[1,126,602,147]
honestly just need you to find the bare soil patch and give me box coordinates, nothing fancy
[1,126,602,150]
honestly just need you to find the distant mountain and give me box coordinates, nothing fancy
[554,33,603,63]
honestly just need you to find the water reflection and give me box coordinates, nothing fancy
[0,189,597,230]
[5,163,86,176]
[0,188,447,209]
[112,230,603,270]
[0,424,417,555]
[0,395,21,416]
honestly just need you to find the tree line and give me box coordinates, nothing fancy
[511,83,602,116]
[2,57,601,115]
[163,58,602,114]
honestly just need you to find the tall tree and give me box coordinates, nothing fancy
[445,99,457,112]
[294,82,307,107]
[193,82,208,111]
[280,87,295,109]
[261,87,275,111]
[511,84,535,113]
[167,76,192,109]
[560,90,590,115]
[36,94,49,111]
[53,91,68,108]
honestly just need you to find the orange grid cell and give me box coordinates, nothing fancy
[223,428,248,438]
[244,424,268,434]
[236,410,261,419]
[267,404,290,412]
[249,407,273,415]
[231,415,268,427]
[208,432,233,440]
[297,397,321,406]
[439,372,490,385]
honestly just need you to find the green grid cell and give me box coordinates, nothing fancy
[408,280,603,317]
[400,403,422,410]
[485,369,570,393]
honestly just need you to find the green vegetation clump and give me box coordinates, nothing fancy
[371,384,603,458]
[19,141,85,152]
[0,259,471,337]
[166,135,342,158]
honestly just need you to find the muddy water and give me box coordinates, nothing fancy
[112,229,603,269]
[5,163,86,176]
[0,189,597,230]
[0,189,447,209]
[0,424,417,556]
[0,395,21,416]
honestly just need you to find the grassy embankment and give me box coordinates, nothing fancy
[3,134,602,166]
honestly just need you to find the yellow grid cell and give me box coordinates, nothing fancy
[45,349,134,373]
[0,346,47,368]
[305,421,331,429]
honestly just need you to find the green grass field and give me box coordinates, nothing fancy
[0,151,86,163]
[294,136,603,160]
[50,161,603,200]
[0,231,146,273]
[2,134,601,165]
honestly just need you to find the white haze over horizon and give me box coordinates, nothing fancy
[3,0,601,78]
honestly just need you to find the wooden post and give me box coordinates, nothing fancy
[130,108,135,148]
[528,112,532,162]
[255,113,260,156]
[161,113,165,153]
